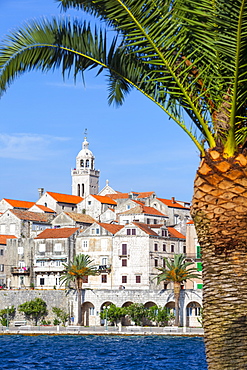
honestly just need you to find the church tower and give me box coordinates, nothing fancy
[71,136,100,197]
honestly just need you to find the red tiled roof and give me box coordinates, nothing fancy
[91,195,117,205]
[157,198,190,209]
[105,193,129,200]
[10,210,53,223]
[31,205,55,213]
[167,227,186,239]
[120,205,165,217]
[35,227,79,239]
[187,220,194,224]
[64,212,95,223]
[133,222,159,236]
[0,235,17,245]
[46,192,83,204]
[137,191,155,199]
[97,223,124,234]
[3,199,35,209]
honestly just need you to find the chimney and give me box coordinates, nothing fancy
[171,196,175,204]
[38,188,44,199]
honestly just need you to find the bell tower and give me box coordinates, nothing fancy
[71,135,100,197]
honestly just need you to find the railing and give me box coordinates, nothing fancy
[11,267,30,274]
[97,264,111,272]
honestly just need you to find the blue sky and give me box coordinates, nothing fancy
[0,0,200,203]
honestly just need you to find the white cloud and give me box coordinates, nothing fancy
[0,133,70,160]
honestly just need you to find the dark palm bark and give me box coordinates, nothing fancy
[191,148,247,370]
[77,277,83,325]
[174,282,181,326]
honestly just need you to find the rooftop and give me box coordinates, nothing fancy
[35,227,80,239]
[46,191,83,205]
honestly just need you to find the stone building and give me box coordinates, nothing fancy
[0,198,35,213]
[51,211,95,229]
[78,194,117,220]
[33,227,80,289]
[36,191,83,213]
[0,235,16,287]
[0,209,53,238]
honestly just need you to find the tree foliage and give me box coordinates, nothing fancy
[52,307,69,326]
[0,306,15,326]
[18,298,47,326]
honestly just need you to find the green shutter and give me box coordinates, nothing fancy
[197,262,202,271]
[197,283,203,289]
[196,245,201,258]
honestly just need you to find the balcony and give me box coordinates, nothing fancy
[97,264,111,273]
[33,265,65,273]
[11,267,30,275]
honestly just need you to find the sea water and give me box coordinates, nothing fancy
[0,335,207,369]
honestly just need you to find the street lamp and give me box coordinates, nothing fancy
[103,306,108,331]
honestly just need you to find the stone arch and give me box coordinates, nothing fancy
[186,301,202,327]
[121,301,134,326]
[165,301,176,326]
[143,301,157,326]
[81,301,95,326]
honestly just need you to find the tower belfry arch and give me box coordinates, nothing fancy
[71,133,100,197]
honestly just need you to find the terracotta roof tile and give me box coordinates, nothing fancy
[3,199,35,209]
[35,227,79,239]
[105,193,129,200]
[91,195,117,205]
[120,205,166,217]
[167,227,186,239]
[157,198,190,209]
[0,235,17,245]
[187,220,194,224]
[10,210,53,223]
[64,212,95,223]
[137,191,155,198]
[97,223,124,234]
[133,222,159,236]
[46,192,83,204]
[30,205,55,213]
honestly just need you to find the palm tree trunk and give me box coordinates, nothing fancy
[191,148,247,370]
[174,281,181,326]
[77,277,83,325]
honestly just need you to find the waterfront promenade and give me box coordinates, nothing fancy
[0,325,203,336]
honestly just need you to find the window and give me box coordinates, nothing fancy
[147,218,150,224]
[127,229,131,235]
[136,275,141,283]
[101,274,107,283]
[18,247,24,255]
[154,219,157,224]
[39,244,46,252]
[102,257,108,265]
[154,243,158,251]
[122,259,127,267]
[62,206,64,210]
[80,159,84,167]
[0,249,3,256]
[183,245,186,254]
[83,240,88,249]
[163,244,166,252]
[54,243,62,252]
[91,229,95,235]
[171,244,174,253]
[56,261,61,267]
[88,201,91,205]
[86,159,89,167]
[20,276,24,286]
[0,264,4,272]
[40,278,45,286]
[96,228,100,235]
[122,276,127,284]
[0,225,6,234]
[163,259,166,268]
[122,244,127,255]
[83,276,88,283]
[40,261,45,267]
[197,262,203,272]
[197,283,203,289]
[10,223,16,233]
[89,307,95,315]
[78,184,80,196]
[154,259,158,267]
[132,229,136,235]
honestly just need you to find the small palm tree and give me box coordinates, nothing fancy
[60,253,97,325]
[155,254,200,326]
